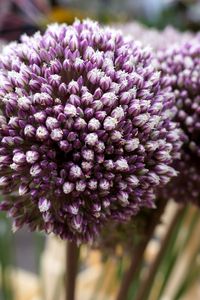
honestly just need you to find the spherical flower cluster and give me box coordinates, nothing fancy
[117,22,192,51]
[0,19,181,243]
[157,39,200,205]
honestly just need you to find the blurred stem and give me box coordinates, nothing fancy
[156,206,194,299]
[116,197,168,300]
[135,205,185,300]
[66,241,79,300]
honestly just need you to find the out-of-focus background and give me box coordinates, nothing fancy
[1,0,200,43]
[0,1,200,300]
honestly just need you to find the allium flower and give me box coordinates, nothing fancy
[117,22,192,51]
[0,19,181,243]
[162,154,200,206]
[157,39,200,205]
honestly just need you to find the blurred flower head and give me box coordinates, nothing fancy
[157,38,200,205]
[162,154,200,206]
[117,22,192,51]
[93,211,150,255]
[0,19,181,243]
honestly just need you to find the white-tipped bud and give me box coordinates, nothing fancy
[64,104,77,117]
[19,183,28,196]
[118,181,127,190]
[76,180,86,192]
[111,130,122,141]
[81,161,93,172]
[99,179,110,190]
[148,172,160,185]
[88,118,101,131]
[36,126,49,140]
[125,138,139,152]
[104,160,114,170]
[111,106,124,120]
[115,158,129,171]
[8,117,19,128]
[68,80,79,94]
[88,179,98,190]
[38,197,51,213]
[50,128,63,141]
[0,155,9,163]
[46,117,59,130]
[133,113,149,127]
[82,92,93,105]
[18,96,31,110]
[13,152,26,164]
[103,116,117,131]
[85,133,98,146]
[118,191,129,206]
[95,141,105,153]
[24,124,35,137]
[101,92,117,106]
[34,111,46,122]
[63,182,74,194]
[127,175,139,187]
[26,151,39,164]
[10,163,19,171]
[0,176,9,186]
[30,164,42,177]
[69,165,83,179]
[82,149,94,161]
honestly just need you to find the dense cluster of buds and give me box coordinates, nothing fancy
[117,22,192,51]
[157,39,200,205]
[0,19,181,243]
[119,22,200,206]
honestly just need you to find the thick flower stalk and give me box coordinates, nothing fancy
[0,19,181,243]
[157,39,200,205]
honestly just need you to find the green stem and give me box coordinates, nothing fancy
[115,198,168,300]
[66,241,79,300]
[134,205,185,300]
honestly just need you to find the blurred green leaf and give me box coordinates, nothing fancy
[0,212,13,300]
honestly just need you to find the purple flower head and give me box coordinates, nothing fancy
[157,38,200,206]
[0,19,181,243]
[161,154,200,206]
[117,22,193,51]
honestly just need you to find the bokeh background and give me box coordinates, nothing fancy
[0,1,200,300]
[1,0,200,43]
